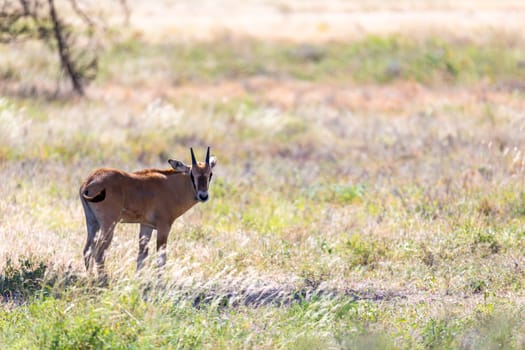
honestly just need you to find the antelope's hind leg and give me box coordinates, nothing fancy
[93,221,117,284]
[81,199,100,271]
[137,224,154,271]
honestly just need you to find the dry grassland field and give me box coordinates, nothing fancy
[1,0,525,348]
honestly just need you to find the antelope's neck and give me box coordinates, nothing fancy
[168,173,198,215]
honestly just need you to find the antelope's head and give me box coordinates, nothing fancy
[189,146,217,202]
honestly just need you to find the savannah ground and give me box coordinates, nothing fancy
[1,0,525,348]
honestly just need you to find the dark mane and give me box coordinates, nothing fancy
[133,168,187,176]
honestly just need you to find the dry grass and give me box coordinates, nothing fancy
[1,1,525,348]
[1,77,525,346]
[125,0,525,42]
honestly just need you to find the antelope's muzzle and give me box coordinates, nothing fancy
[197,191,209,202]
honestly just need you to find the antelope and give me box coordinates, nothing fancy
[79,147,217,280]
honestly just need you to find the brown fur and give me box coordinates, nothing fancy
[80,167,197,225]
[79,155,216,281]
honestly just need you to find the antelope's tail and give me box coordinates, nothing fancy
[81,188,106,203]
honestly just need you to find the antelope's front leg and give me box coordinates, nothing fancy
[156,224,172,268]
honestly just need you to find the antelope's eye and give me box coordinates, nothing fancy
[209,173,213,182]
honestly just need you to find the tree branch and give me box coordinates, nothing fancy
[47,0,83,94]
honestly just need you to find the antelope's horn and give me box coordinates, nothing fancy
[205,146,210,165]
[190,147,197,166]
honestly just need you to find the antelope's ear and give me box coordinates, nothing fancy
[209,156,217,169]
[168,159,190,173]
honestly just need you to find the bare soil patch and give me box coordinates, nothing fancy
[87,77,525,116]
[125,0,525,42]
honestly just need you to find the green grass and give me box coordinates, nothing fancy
[1,269,523,349]
[97,34,525,86]
[3,33,525,93]
[2,19,525,349]
[1,90,525,347]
